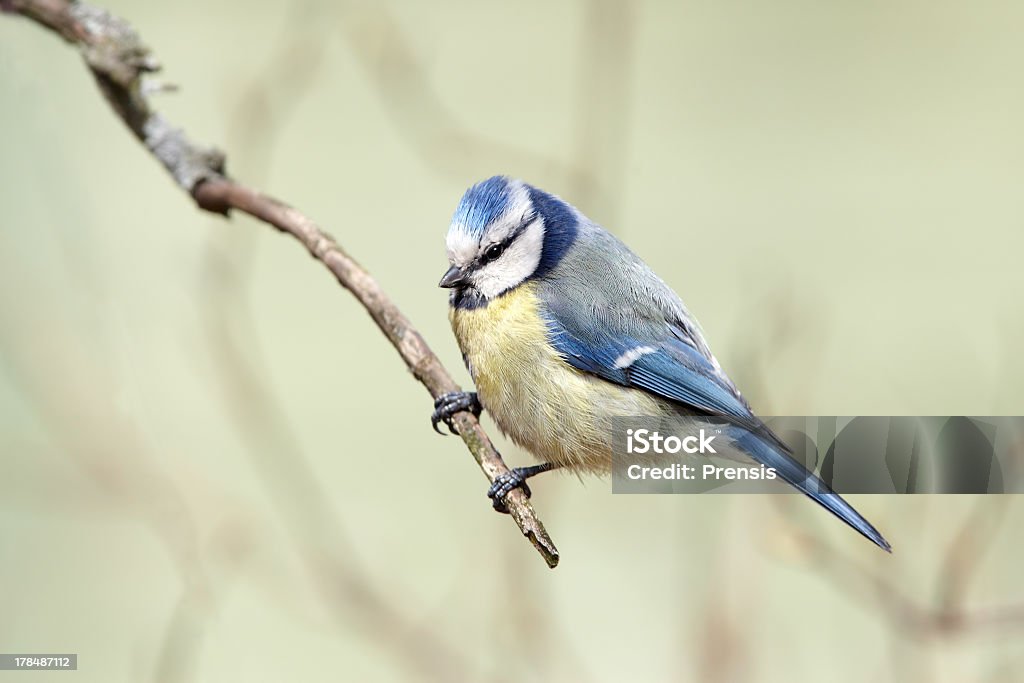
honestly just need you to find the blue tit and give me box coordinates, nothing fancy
[431,176,891,552]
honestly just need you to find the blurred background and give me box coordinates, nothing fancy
[2,0,1024,680]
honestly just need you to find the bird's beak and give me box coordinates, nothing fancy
[438,265,467,289]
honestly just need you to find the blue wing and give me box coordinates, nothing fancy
[550,323,748,414]
[539,297,892,552]
[541,305,761,431]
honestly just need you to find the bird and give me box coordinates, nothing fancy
[431,176,891,552]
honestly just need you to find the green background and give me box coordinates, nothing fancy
[2,1,1023,680]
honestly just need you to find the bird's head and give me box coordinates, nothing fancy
[440,176,578,304]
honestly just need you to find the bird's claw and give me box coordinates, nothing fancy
[487,468,534,514]
[430,391,482,435]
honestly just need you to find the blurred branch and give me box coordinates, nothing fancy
[336,0,632,221]
[0,325,224,683]
[3,0,559,568]
[198,19,488,681]
[936,496,1011,613]
[569,0,633,224]
[789,509,1024,638]
[335,3,598,199]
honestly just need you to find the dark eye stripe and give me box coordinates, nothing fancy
[478,212,537,265]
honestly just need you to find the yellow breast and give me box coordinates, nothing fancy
[449,284,665,473]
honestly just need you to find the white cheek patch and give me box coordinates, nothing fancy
[471,219,546,299]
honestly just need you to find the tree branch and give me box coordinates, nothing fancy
[3,0,559,568]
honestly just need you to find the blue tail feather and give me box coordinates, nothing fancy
[731,427,892,552]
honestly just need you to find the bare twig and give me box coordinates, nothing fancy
[3,0,559,568]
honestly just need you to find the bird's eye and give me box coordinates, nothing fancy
[482,243,505,263]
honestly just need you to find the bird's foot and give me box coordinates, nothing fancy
[431,391,482,435]
[488,463,557,514]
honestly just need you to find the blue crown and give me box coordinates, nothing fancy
[451,175,512,238]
